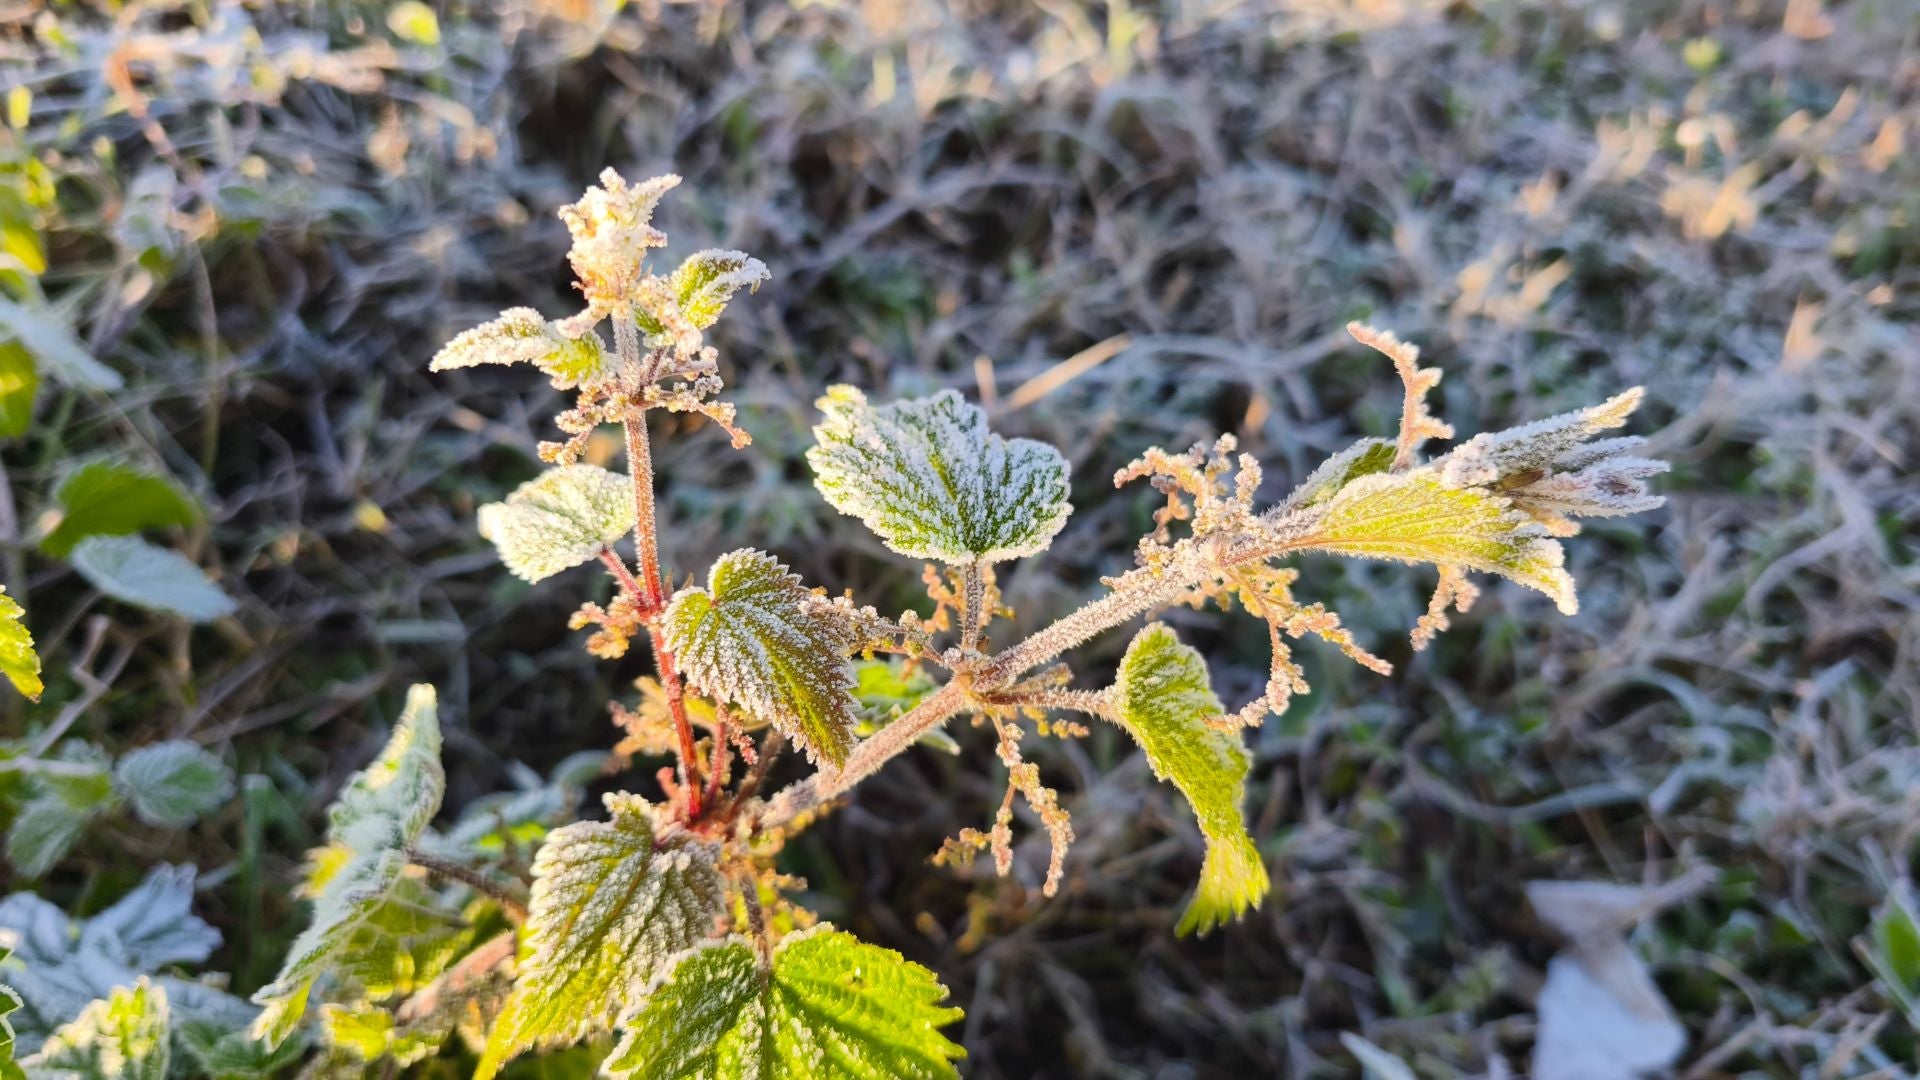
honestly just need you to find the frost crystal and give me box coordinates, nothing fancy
[661,550,860,767]
[1348,322,1452,471]
[478,465,636,583]
[807,386,1072,564]
[429,307,613,389]
[475,793,722,1079]
[559,170,680,328]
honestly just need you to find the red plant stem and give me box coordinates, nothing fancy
[615,313,704,818]
[598,547,648,608]
[703,713,732,816]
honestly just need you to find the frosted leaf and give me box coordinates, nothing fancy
[1339,1033,1418,1080]
[320,1003,442,1067]
[428,308,612,390]
[69,536,236,623]
[1278,437,1395,512]
[0,586,39,702]
[561,170,680,323]
[2,949,20,1080]
[25,977,169,1080]
[80,864,223,971]
[0,295,122,391]
[477,465,636,583]
[1112,624,1269,936]
[1348,322,1450,470]
[807,386,1072,564]
[5,751,118,879]
[1439,389,1667,534]
[669,249,770,330]
[475,793,723,1079]
[604,926,965,1079]
[251,686,445,1047]
[113,741,234,828]
[661,550,859,768]
[39,460,199,559]
[1297,467,1578,615]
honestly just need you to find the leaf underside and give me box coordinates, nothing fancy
[605,927,965,1080]
[807,386,1071,564]
[1113,623,1270,936]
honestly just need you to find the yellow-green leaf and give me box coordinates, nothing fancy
[476,793,723,1079]
[430,308,612,390]
[807,387,1072,565]
[0,586,40,701]
[28,978,170,1080]
[1298,467,1577,614]
[661,550,859,768]
[669,249,769,330]
[0,341,37,439]
[604,927,965,1079]
[477,465,636,583]
[1112,623,1269,936]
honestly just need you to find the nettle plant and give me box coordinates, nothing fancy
[252,170,1668,1077]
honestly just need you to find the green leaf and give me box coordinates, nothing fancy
[69,536,236,623]
[0,296,121,391]
[175,1021,307,1080]
[1297,467,1578,615]
[6,753,119,879]
[113,741,235,828]
[0,586,41,701]
[669,250,770,330]
[478,465,636,583]
[27,978,169,1080]
[476,793,723,1079]
[0,183,46,278]
[385,0,440,44]
[1,948,22,1080]
[1281,437,1395,510]
[661,550,858,768]
[0,341,37,440]
[604,927,965,1080]
[251,685,445,1048]
[851,658,957,755]
[429,308,612,390]
[1112,623,1269,936]
[807,387,1072,564]
[39,460,199,558]
[319,1002,442,1066]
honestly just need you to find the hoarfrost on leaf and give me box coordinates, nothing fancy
[669,249,770,330]
[1111,624,1269,936]
[477,465,636,583]
[68,536,236,623]
[250,685,445,1048]
[807,386,1072,565]
[24,977,169,1080]
[428,307,612,390]
[475,793,723,1080]
[113,741,234,828]
[603,926,965,1080]
[661,549,859,768]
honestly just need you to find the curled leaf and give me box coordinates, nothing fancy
[668,249,769,330]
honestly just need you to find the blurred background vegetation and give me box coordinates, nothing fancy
[1,0,1916,1075]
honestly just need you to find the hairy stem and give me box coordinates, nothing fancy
[959,559,986,652]
[598,546,647,607]
[761,681,971,825]
[614,312,703,817]
[405,848,529,924]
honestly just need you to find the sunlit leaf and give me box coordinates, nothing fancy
[1296,468,1578,614]
[113,741,235,828]
[251,685,445,1048]
[0,586,40,701]
[25,978,169,1080]
[429,308,613,389]
[1112,623,1268,936]
[669,250,769,330]
[476,793,723,1079]
[39,460,199,558]
[807,386,1071,564]
[661,550,858,767]
[385,0,440,44]
[0,296,121,391]
[604,927,965,1079]
[0,342,36,440]
[69,536,236,623]
[851,658,957,754]
[1280,437,1394,511]
[478,465,636,583]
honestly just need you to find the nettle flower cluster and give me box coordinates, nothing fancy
[249,171,1667,1077]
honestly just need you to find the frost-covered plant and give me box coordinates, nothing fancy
[256,169,1668,1075]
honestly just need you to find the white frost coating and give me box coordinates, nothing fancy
[475,793,722,1079]
[428,308,611,389]
[670,249,771,330]
[478,465,636,583]
[250,685,445,1047]
[113,741,235,829]
[807,386,1072,564]
[1437,388,1667,530]
[69,535,236,623]
[661,549,859,767]
[27,977,170,1079]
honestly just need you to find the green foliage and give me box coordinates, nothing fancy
[25,978,170,1080]
[1298,468,1578,615]
[477,794,724,1079]
[807,386,1072,564]
[851,658,957,754]
[429,308,612,390]
[0,586,40,701]
[669,250,771,330]
[5,748,117,879]
[68,535,235,623]
[0,342,36,440]
[0,948,22,1080]
[1112,623,1269,936]
[113,741,234,829]
[478,465,637,583]
[251,684,445,1048]
[604,927,965,1079]
[662,550,859,768]
[38,460,199,558]
[0,296,120,391]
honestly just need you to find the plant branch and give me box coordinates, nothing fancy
[598,546,648,608]
[405,848,529,924]
[959,559,986,652]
